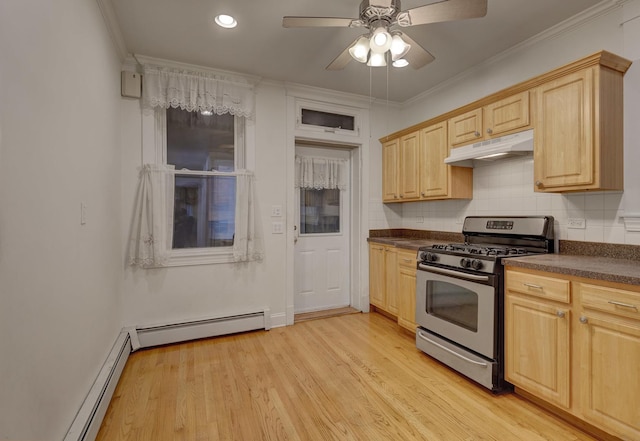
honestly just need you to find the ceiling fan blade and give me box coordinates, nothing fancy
[399,33,435,69]
[282,17,356,28]
[398,0,487,27]
[326,44,354,71]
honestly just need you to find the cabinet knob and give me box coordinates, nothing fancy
[556,310,565,318]
[400,194,404,198]
[486,128,493,135]
[579,316,588,324]
[421,192,426,197]
[474,131,481,137]
[394,194,398,199]
[535,180,543,188]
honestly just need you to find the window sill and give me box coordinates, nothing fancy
[165,247,235,266]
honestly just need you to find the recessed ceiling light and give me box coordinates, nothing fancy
[392,59,409,68]
[215,14,237,29]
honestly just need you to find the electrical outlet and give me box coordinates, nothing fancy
[80,202,87,225]
[416,216,424,223]
[567,218,586,229]
[272,221,284,234]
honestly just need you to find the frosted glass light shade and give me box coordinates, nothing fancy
[392,59,409,68]
[348,36,370,63]
[367,52,387,67]
[390,34,411,60]
[369,27,392,54]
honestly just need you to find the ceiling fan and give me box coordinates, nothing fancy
[283,0,487,70]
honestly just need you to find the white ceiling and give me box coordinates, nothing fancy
[110,0,604,103]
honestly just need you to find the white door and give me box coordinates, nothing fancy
[294,146,351,313]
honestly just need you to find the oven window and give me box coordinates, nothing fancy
[426,281,478,332]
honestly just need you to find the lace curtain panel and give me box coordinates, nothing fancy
[142,64,254,118]
[295,156,347,190]
[233,171,264,262]
[128,164,175,268]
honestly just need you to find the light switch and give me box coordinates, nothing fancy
[271,205,282,217]
[80,202,87,225]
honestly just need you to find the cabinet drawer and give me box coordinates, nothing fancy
[397,250,418,270]
[505,270,570,303]
[577,282,640,321]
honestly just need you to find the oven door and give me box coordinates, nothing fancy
[416,265,496,359]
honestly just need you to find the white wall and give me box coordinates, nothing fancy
[0,0,124,439]
[369,1,640,245]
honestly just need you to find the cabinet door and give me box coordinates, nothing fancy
[448,108,483,147]
[399,131,420,200]
[505,294,571,409]
[534,69,594,191]
[484,91,530,137]
[577,313,640,440]
[369,244,386,308]
[419,122,449,199]
[385,247,399,315]
[397,265,417,332]
[382,139,399,202]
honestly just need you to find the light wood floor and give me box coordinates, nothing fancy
[96,312,597,441]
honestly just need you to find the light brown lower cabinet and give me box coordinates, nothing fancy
[505,267,640,440]
[369,243,417,332]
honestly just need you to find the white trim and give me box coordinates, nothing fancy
[95,0,129,61]
[64,331,131,441]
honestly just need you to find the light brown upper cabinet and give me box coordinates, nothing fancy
[382,138,399,202]
[399,131,421,201]
[420,122,472,200]
[449,91,530,147]
[533,56,630,192]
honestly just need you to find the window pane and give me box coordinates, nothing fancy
[301,108,355,131]
[166,108,235,171]
[299,188,340,234]
[173,175,236,248]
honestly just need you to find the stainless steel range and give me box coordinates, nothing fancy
[415,216,554,392]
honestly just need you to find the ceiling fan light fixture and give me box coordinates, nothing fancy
[348,36,370,63]
[392,58,409,68]
[367,52,387,67]
[390,34,411,60]
[369,27,392,54]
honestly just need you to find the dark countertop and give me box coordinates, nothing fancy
[367,236,450,251]
[503,254,640,286]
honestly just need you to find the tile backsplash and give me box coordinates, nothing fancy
[370,156,640,245]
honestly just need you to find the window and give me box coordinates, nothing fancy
[166,108,244,251]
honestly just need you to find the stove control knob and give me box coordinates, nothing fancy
[471,259,483,270]
[425,252,438,262]
[460,258,471,268]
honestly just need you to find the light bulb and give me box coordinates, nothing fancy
[215,14,237,28]
[348,36,370,63]
[367,52,387,67]
[369,27,392,54]
[390,34,411,60]
[392,59,409,68]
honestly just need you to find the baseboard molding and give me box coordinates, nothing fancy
[64,330,131,441]
[134,309,270,348]
[64,308,270,441]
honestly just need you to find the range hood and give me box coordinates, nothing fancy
[444,129,534,167]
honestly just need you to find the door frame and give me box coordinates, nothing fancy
[285,95,371,325]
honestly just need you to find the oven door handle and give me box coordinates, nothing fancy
[418,264,490,283]
[417,331,488,368]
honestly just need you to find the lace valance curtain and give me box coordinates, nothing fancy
[142,64,254,118]
[295,156,347,190]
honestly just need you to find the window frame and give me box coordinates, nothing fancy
[145,108,252,266]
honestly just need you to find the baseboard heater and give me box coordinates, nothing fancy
[64,309,269,441]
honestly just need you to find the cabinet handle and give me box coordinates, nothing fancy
[421,192,425,197]
[399,194,404,198]
[486,128,493,135]
[474,131,481,137]
[523,283,543,290]
[579,316,588,324]
[535,180,543,188]
[556,310,565,318]
[608,300,638,310]
[402,258,413,263]
[394,194,398,199]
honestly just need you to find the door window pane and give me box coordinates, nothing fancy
[426,281,479,332]
[300,188,340,234]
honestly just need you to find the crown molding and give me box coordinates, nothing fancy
[95,0,128,61]
[404,0,628,107]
